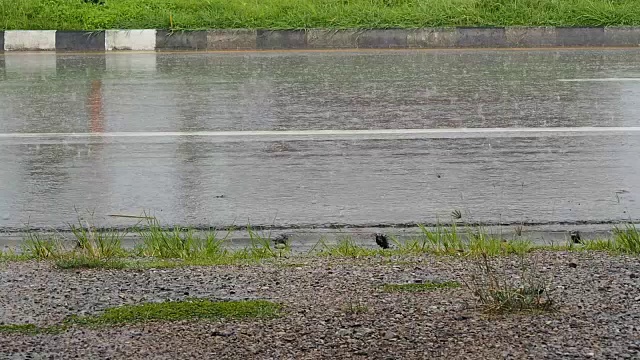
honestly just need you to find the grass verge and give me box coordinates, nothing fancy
[135,217,230,260]
[22,232,65,259]
[12,216,294,269]
[315,236,380,258]
[0,299,281,334]
[399,223,533,256]
[8,216,640,270]
[569,225,640,254]
[610,224,640,253]
[464,254,555,313]
[1,0,640,31]
[70,219,126,259]
[55,257,130,269]
[382,281,460,292]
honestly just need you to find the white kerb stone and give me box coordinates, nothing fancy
[105,30,156,51]
[4,30,56,51]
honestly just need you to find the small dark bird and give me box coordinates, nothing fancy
[570,230,582,244]
[273,234,289,248]
[84,0,105,4]
[375,233,390,249]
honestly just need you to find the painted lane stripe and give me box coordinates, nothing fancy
[558,78,640,82]
[0,127,640,141]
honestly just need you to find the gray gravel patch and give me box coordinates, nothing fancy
[1,252,639,359]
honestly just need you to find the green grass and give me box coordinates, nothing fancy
[343,299,369,314]
[15,216,293,269]
[0,323,65,335]
[136,218,229,260]
[576,225,640,254]
[135,219,287,263]
[53,252,283,270]
[7,217,639,270]
[1,0,639,31]
[478,285,554,313]
[464,254,555,313]
[412,223,465,254]
[382,281,461,292]
[611,224,640,254]
[395,224,533,257]
[245,225,291,259]
[71,220,127,259]
[468,232,533,256]
[69,299,281,326]
[307,224,531,259]
[0,299,281,334]
[0,324,42,334]
[0,248,27,261]
[583,238,616,251]
[55,256,130,269]
[315,236,380,258]
[22,232,65,259]
[21,218,129,261]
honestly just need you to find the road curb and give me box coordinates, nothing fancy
[56,31,105,51]
[4,30,56,51]
[1,27,640,52]
[0,224,627,251]
[156,30,207,50]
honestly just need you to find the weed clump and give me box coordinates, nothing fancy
[70,218,126,259]
[136,217,229,260]
[343,299,369,314]
[22,232,64,259]
[245,225,291,259]
[464,254,555,313]
[612,224,640,254]
[579,224,640,254]
[315,236,379,258]
[397,222,532,256]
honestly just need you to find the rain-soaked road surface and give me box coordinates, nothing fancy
[0,49,639,230]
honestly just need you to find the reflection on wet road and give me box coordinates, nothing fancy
[0,49,639,229]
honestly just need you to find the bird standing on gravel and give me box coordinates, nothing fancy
[570,230,582,244]
[273,234,289,249]
[375,233,390,249]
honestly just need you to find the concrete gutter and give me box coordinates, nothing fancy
[0,223,620,253]
[1,27,640,52]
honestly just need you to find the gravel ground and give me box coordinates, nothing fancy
[1,251,639,359]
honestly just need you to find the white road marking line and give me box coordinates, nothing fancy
[558,78,640,82]
[0,127,640,140]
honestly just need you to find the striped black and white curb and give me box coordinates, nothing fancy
[1,27,640,52]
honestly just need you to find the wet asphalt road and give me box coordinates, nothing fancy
[0,49,639,230]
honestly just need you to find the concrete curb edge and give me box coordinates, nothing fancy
[2,27,640,51]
